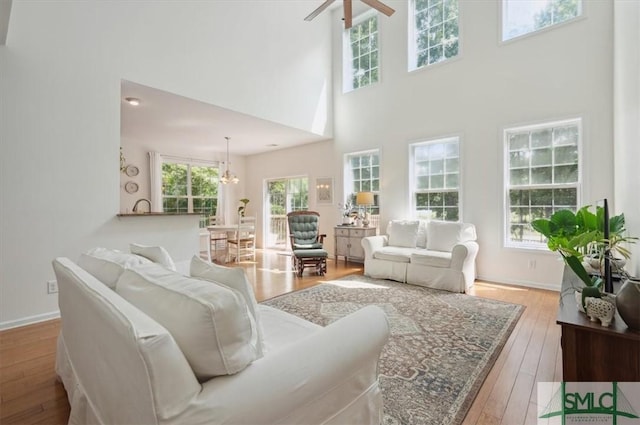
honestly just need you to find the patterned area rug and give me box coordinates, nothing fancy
[262,275,524,425]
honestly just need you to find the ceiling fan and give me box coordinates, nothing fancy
[304,0,396,29]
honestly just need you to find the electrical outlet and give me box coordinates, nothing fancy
[47,280,58,294]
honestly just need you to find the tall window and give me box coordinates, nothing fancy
[161,158,219,226]
[505,119,581,247]
[502,0,582,41]
[409,0,459,71]
[411,137,460,221]
[343,11,379,92]
[345,150,380,216]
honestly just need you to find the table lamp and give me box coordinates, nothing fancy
[356,192,374,227]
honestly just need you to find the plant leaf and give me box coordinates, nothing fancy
[564,254,594,287]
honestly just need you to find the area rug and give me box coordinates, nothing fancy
[262,275,524,425]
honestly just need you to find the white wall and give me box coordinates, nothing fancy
[245,140,337,253]
[330,1,614,290]
[614,0,640,278]
[0,1,332,327]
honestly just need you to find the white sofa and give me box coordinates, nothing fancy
[53,247,390,425]
[362,220,479,293]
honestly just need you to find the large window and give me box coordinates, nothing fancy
[162,159,219,225]
[502,0,582,41]
[409,0,459,71]
[505,119,581,247]
[410,137,460,221]
[345,150,380,217]
[343,11,379,92]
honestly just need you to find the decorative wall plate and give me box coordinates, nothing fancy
[125,165,139,177]
[124,181,139,193]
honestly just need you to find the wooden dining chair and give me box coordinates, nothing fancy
[227,216,256,263]
[208,216,228,263]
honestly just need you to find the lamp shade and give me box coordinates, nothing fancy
[356,192,374,206]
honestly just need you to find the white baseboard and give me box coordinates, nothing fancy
[0,310,60,331]
[476,275,560,292]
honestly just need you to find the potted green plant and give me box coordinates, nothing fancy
[238,198,250,217]
[531,205,637,309]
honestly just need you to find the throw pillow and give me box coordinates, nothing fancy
[426,220,476,252]
[77,247,152,289]
[416,220,429,249]
[387,220,420,248]
[129,243,176,271]
[190,255,265,357]
[116,263,259,380]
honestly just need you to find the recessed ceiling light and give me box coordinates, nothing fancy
[125,97,141,106]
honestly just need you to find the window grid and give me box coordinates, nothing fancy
[345,151,380,216]
[346,14,379,91]
[505,119,581,247]
[411,0,459,70]
[502,0,582,41]
[162,160,219,227]
[287,178,309,212]
[411,137,460,221]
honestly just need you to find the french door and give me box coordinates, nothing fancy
[264,177,308,249]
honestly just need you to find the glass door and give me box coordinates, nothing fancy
[265,177,308,249]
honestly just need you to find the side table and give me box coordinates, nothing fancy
[334,226,377,263]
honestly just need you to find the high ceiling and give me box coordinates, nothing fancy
[120,80,329,157]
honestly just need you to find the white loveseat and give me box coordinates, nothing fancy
[362,220,479,293]
[53,247,390,425]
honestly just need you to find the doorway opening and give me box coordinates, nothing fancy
[264,177,308,249]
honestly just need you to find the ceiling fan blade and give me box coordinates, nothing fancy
[304,0,336,21]
[344,0,352,29]
[361,0,395,17]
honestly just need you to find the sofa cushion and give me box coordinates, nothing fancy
[387,220,420,248]
[116,263,259,380]
[189,255,265,357]
[411,250,452,268]
[373,246,413,263]
[426,220,476,252]
[130,243,176,271]
[77,247,152,289]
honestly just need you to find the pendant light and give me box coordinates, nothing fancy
[220,136,239,184]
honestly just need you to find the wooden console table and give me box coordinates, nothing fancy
[557,269,640,381]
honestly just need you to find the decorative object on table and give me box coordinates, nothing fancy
[124,181,139,194]
[263,274,523,425]
[355,191,374,227]
[615,277,640,330]
[338,199,355,225]
[220,136,239,184]
[315,177,333,204]
[124,164,139,177]
[584,296,616,327]
[237,198,249,217]
[532,201,637,310]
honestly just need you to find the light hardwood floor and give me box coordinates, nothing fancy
[0,250,561,425]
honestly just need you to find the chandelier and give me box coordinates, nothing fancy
[220,136,239,184]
